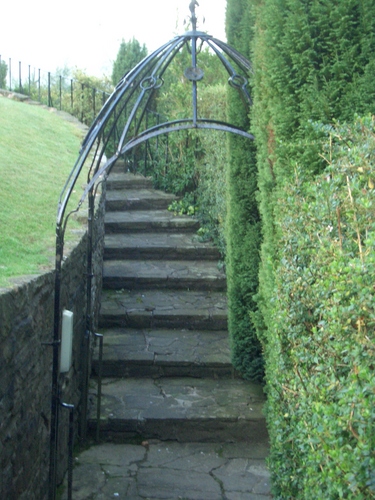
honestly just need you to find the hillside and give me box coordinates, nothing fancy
[0,95,86,287]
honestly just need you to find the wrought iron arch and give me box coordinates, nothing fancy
[48,4,254,498]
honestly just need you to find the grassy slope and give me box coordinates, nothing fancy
[0,97,85,287]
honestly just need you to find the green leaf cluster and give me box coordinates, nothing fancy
[0,60,7,89]
[112,38,148,86]
[225,0,263,381]
[252,0,375,339]
[145,48,230,254]
[265,116,375,498]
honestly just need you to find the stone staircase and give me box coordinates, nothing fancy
[88,161,268,445]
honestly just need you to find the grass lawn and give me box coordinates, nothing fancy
[0,96,86,287]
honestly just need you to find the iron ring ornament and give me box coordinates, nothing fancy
[184,66,204,81]
[228,74,248,90]
[140,75,164,91]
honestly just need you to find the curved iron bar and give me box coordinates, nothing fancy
[80,118,254,202]
[49,13,255,499]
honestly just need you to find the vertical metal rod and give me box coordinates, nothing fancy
[156,113,160,150]
[93,333,103,441]
[144,110,149,174]
[70,79,73,109]
[48,72,51,107]
[81,83,84,123]
[28,65,31,96]
[9,58,11,90]
[61,402,74,500]
[38,69,41,102]
[191,35,198,126]
[18,61,22,92]
[93,87,96,120]
[59,76,62,110]
[165,134,169,179]
[49,226,64,500]
[80,188,95,440]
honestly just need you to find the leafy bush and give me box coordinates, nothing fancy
[252,0,375,343]
[145,50,229,255]
[225,0,264,381]
[0,60,7,89]
[265,116,375,499]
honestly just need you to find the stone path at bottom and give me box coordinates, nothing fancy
[62,441,271,500]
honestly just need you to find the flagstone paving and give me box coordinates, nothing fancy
[62,168,272,499]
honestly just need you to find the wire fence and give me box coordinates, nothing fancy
[0,55,111,126]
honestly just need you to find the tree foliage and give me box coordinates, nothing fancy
[0,60,7,89]
[266,116,375,499]
[112,38,148,86]
[145,45,229,249]
[249,0,375,496]
[225,0,263,381]
[252,0,375,339]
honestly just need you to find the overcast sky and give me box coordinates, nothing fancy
[0,0,227,78]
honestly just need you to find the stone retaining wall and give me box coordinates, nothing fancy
[0,191,105,500]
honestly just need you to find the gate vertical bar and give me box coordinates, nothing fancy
[48,225,64,500]
[18,61,22,92]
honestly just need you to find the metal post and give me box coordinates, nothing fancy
[48,72,51,107]
[80,188,95,440]
[19,61,22,93]
[28,65,31,96]
[48,226,64,500]
[61,402,75,500]
[81,83,84,123]
[92,87,96,121]
[9,58,11,90]
[38,69,41,102]
[93,333,103,441]
[59,76,62,110]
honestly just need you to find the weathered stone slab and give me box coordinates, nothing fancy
[105,209,200,233]
[91,328,234,378]
[61,442,271,499]
[103,259,227,290]
[106,189,178,211]
[104,232,221,260]
[99,289,227,330]
[106,171,153,190]
[88,377,267,442]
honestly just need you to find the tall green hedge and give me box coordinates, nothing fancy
[250,0,375,496]
[266,116,375,498]
[252,0,375,338]
[225,0,263,380]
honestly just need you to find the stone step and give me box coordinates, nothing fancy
[110,160,135,174]
[92,328,234,378]
[64,441,271,500]
[106,189,178,212]
[103,259,226,291]
[104,233,221,261]
[99,289,227,330]
[106,171,153,190]
[105,210,200,234]
[88,377,267,443]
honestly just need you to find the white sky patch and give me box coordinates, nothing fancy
[0,0,227,78]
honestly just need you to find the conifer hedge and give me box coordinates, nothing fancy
[225,0,263,380]
[249,0,375,496]
[266,116,375,498]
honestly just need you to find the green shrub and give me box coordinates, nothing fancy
[252,0,375,342]
[0,60,7,89]
[265,116,375,499]
[225,0,263,380]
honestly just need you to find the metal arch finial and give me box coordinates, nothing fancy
[189,0,199,30]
